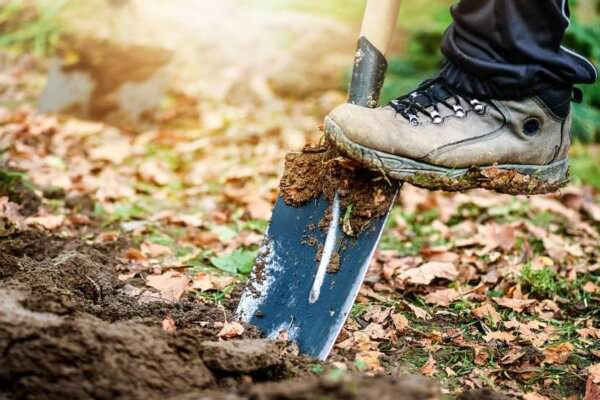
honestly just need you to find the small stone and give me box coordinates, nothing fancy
[200,339,281,373]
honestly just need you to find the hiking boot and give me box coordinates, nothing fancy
[324,78,575,194]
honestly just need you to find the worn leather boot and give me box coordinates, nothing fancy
[325,78,575,194]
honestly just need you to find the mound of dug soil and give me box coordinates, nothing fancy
[0,229,450,399]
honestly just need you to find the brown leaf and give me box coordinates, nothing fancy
[472,303,502,325]
[483,331,515,343]
[400,261,458,285]
[88,134,131,164]
[363,323,387,340]
[476,223,516,251]
[191,272,236,292]
[493,297,536,312]
[590,364,600,384]
[138,160,173,186]
[578,327,600,339]
[145,270,190,302]
[391,313,409,332]
[405,302,432,320]
[126,248,146,261]
[363,305,391,324]
[584,376,600,400]
[583,282,600,294]
[191,272,214,291]
[25,214,64,230]
[424,288,461,307]
[218,321,244,339]
[246,197,272,220]
[141,242,172,258]
[585,365,600,400]
[211,275,236,290]
[420,354,436,376]
[543,342,574,365]
[355,351,383,372]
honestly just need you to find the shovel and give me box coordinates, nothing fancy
[236,0,403,360]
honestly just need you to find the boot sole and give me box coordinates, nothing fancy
[324,117,569,195]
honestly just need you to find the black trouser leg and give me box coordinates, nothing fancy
[440,0,598,99]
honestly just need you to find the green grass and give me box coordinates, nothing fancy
[569,144,600,189]
[519,264,566,299]
[0,0,69,56]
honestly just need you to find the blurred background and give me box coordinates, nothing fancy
[1,0,599,188]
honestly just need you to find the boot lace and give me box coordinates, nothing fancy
[389,78,486,125]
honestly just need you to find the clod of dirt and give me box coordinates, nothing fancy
[201,339,282,373]
[0,168,40,216]
[315,245,341,273]
[0,290,214,399]
[280,143,397,235]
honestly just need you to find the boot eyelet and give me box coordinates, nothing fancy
[523,117,542,136]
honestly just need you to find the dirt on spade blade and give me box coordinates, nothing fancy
[0,229,451,399]
[279,142,398,236]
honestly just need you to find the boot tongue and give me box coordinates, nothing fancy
[411,82,452,109]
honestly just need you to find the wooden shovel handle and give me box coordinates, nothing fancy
[360,0,401,57]
[348,0,401,107]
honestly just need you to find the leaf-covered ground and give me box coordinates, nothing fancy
[1,42,600,399]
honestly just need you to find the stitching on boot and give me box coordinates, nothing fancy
[422,100,509,161]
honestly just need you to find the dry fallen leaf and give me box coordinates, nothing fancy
[355,351,383,372]
[363,323,387,340]
[391,313,409,332]
[126,248,147,261]
[589,364,600,384]
[192,272,215,291]
[141,242,172,258]
[145,270,190,302]
[88,133,131,164]
[424,288,461,307]
[405,302,432,321]
[218,321,244,339]
[191,272,236,292]
[400,261,458,285]
[583,282,600,294]
[578,327,600,339]
[543,342,574,365]
[476,222,516,251]
[420,354,436,376]
[483,331,515,343]
[584,376,600,400]
[493,297,536,312]
[363,305,391,324]
[25,214,64,230]
[472,303,502,325]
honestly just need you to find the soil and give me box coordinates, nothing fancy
[54,36,172,128]
[280,142,398,236]
[0,228,474,399]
